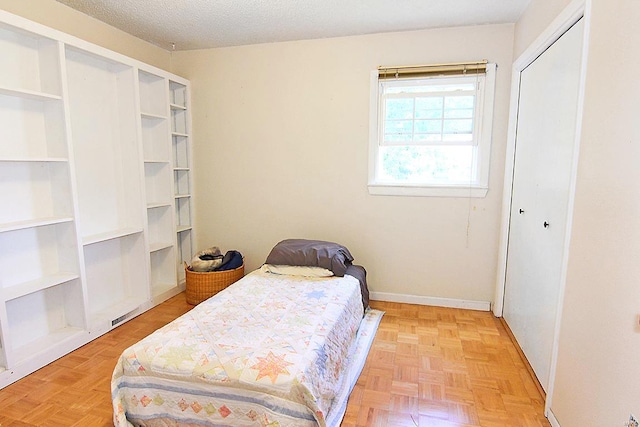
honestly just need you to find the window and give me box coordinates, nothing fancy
[368,62,496,197]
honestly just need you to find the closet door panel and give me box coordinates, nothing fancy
[503,19,584,391]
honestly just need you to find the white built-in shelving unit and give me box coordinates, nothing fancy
[170,81,194,285]
[0,11,194,387]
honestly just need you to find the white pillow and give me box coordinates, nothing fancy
[260,264,334,277]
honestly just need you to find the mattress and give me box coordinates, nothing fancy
[112,269,378,427]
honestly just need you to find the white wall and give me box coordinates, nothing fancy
[171,24,514,304]
[516,0,640,425]
[513,0,573,58]
[0,0,171,70]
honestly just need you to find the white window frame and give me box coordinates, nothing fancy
[368,63,496,197]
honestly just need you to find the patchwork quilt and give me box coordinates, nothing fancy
[112,269,367,427]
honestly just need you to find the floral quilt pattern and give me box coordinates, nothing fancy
[112,269,367,427]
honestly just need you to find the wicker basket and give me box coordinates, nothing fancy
[184,261,244,305]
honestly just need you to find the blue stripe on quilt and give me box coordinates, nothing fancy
[126,411,237,427]
[115,380,316,421]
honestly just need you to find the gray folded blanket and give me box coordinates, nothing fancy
[345,264,369,314]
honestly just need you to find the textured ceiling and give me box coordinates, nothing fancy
[55,0,531,51]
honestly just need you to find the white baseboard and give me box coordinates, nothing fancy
[548,408,560,427]
[369,291,491,311]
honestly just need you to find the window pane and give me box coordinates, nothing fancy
[386,119,413,134]
[379,145,474,183]
[415,97,443,119]
[414,120,442,134]
[416,109,443,119]
[444,108,473,119]
[445,96,474,109]
[416,97,443,110]
[443,119,473,134]
[385,98,414,120]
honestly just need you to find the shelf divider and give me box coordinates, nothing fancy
[3,273,79,302]
[82,228,143,246]
[0,86,62,101]
[0,216,74,234]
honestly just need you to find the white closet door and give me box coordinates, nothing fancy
[503,18,584,391]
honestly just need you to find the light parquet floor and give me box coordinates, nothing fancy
[0,295,550,427]
[344,301,550,427]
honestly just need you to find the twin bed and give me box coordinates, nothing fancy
[112,240,382,427]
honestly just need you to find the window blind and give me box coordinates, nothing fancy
[378,60,488,80]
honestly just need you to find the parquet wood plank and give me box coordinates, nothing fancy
[0,294,550,426]
[361,300,551,427]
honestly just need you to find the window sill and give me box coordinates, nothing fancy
[368,183,488,198]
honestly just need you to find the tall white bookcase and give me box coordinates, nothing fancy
[171,81,194,285]
[0,11,194,388]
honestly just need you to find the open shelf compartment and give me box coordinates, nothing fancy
[0,93,66,160]
[171,108,188,135]
[150,246,177,298]
[138,70,167,118]
[169,81,187,109]
[65,46,144,240]
[145,162,172,207]
[5,278,85,367]
[84,232,148,330]
[176,229,193,284]
[175,196,191,228]
[147,205,174,251]
[0,22,61,96]
[172,134,189,169]
[174,169,190,196]
[0,221,80,301]
[0,161,73,225]
[141,116,170,162]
